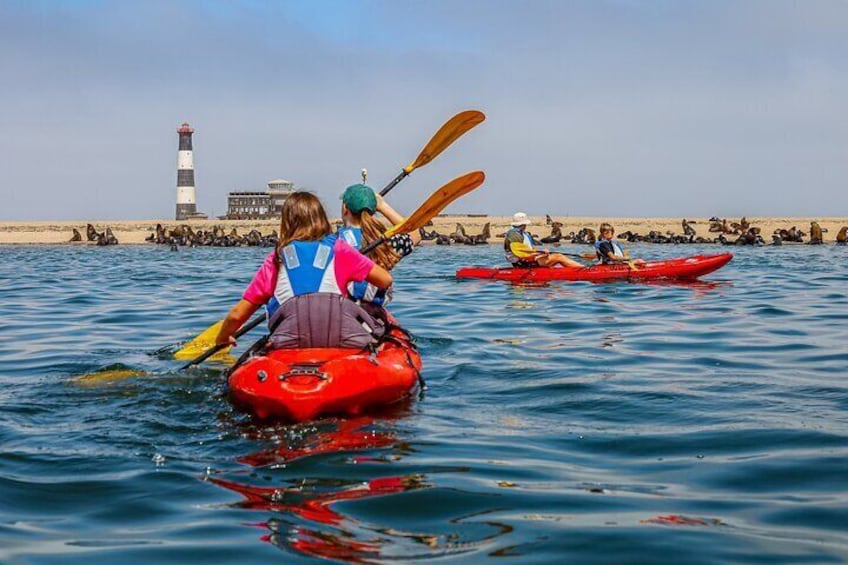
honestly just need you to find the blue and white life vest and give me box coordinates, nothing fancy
[267,235,340,318]
[337,226,362,249]
[337,226,389,306]
[594,238,624,262]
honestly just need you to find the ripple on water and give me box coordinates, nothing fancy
[1,244,847,562]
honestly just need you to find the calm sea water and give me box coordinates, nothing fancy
[1,243,846,563]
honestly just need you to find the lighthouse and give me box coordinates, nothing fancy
[175,122,197,220]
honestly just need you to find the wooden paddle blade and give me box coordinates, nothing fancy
[404,110,485,173]
[385,171,485,237]
[173,320,231,360]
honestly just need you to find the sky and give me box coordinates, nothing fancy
[1,0,846,220]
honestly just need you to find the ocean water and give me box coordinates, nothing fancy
[1,243,846,563]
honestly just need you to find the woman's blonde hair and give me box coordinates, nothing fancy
[275,192,332,265]
[354,209,401,270]
[599,222,614,234]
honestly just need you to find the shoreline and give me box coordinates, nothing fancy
[1,216,846,245]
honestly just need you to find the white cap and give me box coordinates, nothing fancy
[511,212,531,227]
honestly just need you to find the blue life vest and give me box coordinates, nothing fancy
[336,226,389,306]
[267,234,340,318]
[594,238,624,263]
[337,226,362,249]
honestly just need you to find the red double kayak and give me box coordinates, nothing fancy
[456,252,732,283]
[228,324,421,421]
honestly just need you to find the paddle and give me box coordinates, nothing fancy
[362,170,486,254]
[379,110,485,196]
[74,314,267,383]
[178,314,265,370]
[623,250,641,270]
[554,250,638,268]
[172,320,224,360]
[172,111,483,360]
[223,171,486,377]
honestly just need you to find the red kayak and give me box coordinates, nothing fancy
[228,324,421,421]
[456,253,732,283]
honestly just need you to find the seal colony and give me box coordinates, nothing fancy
[411,217,848,247]
[142,216,847,249]
[0,217,846,246]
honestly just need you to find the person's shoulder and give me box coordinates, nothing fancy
[333,237,373,265]
[261,250,277,266]
[332,237,354,252]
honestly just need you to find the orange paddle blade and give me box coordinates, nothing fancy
[404,110,485,173]
[385,171,485,237]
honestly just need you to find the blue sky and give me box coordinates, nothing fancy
[1,0,846,220]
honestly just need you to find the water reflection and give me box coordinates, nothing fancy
[209,411,519,562]
[210,416,439,561]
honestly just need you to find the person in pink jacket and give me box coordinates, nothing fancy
[215,192,392,350]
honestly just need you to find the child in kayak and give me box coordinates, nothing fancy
[337,183,419,308]
[215,192,393,350]
[504,212,583,268]
[595,222,645,265]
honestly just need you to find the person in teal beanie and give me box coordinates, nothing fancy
[337,184,420,307]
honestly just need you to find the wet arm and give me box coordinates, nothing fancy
[365,264,393,289]
[215,299,261,346]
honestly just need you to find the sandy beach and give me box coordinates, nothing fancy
[1,216,846,245]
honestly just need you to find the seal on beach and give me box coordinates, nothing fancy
[418,227,438,241]
[787,226,805,243]
[540,221,563,244]
[449,223,471,244]
[729,217,750,235]
[735,228,763,246]
[809,221,824,244]
[774,226,804,243]
[572,227,596,245]
[837,226,848,245]
[69,228,82,242]
[466,222,491,245]
[95,226,118,246]
[682,219,696,237]
[709,218,730,233]
[86,224,99,242]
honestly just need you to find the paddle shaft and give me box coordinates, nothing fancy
[361,237,387,255]
[378,110,485,197]
[179,314,264,370]
[379,171,408,196]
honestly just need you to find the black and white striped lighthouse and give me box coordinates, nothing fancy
[175,122,197,220]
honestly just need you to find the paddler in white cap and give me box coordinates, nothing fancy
[503,212,584,268]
